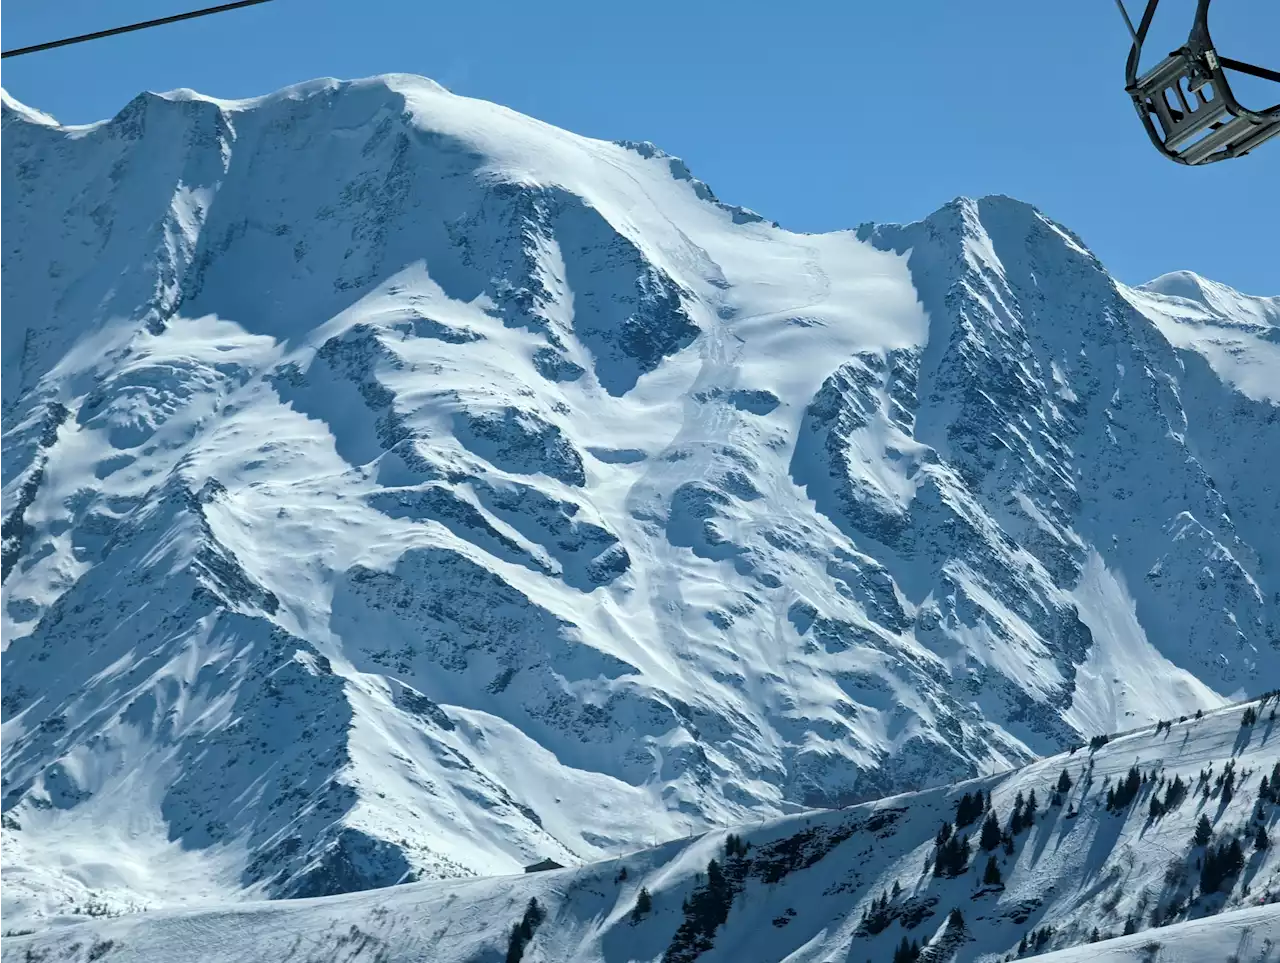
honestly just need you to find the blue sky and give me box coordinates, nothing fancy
[3,0,1277,293]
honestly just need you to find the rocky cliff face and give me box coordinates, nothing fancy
[2,75,1276,921]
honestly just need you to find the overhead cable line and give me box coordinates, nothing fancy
[2,0,276,59]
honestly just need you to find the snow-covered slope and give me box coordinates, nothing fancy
[1037,904,1279,963]
[1121,270,1280,404]
[2,75,1278,926]
[5,697,1278,962]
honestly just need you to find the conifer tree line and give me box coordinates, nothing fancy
[1105,765,1142,811]
[1199,837,1245,894]
[629,699,1274,960]
[953,790,985,828]
[891,935,921,963]
[1148,773,1188,820]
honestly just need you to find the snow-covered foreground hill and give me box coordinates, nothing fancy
[2,73,1278,926]
[1037,905,1278,963]
[4,699,1278,962]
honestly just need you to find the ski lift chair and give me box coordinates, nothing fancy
[1115,0,1280,164]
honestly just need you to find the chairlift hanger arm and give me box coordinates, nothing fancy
[1117,0,1166,87]
[1218,57,1280,87]
[1,0,274,59]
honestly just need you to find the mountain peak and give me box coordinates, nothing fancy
[3,75,1277,944]
[1138,269,1278,327]
[1141,268,1216,301]
[858,192,1098,277]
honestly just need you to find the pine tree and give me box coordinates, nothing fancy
[862,889,893,935]
[1194,814,1213,846]
[980,812,1002,851]
[1227,837,1244,873]
[632,887,652,922]
[892,935,921,963]
[1256,825,1269,851]
[936,820,953,846]
[707,858,727,896]
[1108,765,1142,810]
[668,856,737,954]
[506,922,526,963]
[933,831,970,878]
[983,854,1002,886]
[948,907,965,930]
[1200,837,1245,893]
[1149,793,1165,821]
[505,898,546,963]
[723,833,750,858]
[1056,768,1073,794]
[956,791,984,827]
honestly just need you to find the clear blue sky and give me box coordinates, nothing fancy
[3,0,1277,293]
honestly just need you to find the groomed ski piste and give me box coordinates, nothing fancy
[4,697,1277,962]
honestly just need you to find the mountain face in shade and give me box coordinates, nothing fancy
[2,76,1276,926]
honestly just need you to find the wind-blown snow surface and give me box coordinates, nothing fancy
[2,75,1278,925]
[4,699,1278,962]
[1037,905,1279,963]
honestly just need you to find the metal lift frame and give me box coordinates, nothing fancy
[1115,0,1280,164]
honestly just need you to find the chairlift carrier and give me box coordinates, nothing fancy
[1114,0,1280,164]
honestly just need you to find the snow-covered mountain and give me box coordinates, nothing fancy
[2,74,1278,928]
[5,696,1278,962]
